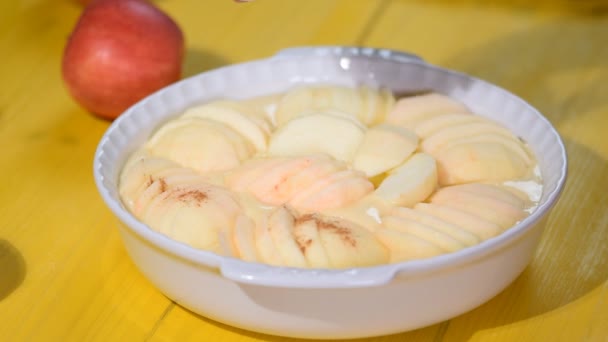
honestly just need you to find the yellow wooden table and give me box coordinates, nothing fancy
[1,0,606,341]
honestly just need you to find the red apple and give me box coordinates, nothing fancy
[62,0,184,120]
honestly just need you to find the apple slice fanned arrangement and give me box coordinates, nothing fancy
[118,85,542,268]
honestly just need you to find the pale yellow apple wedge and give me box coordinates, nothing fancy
[292,174,374,213]
[131,176,168,216]
[382,216,465,252]
[218,226,239,258]
[139,189,180,237]
[275,86,363,126]
[293,216,332,268]
[268,206,309,268]
[246,157,315,205]
[391,207,480,246]
[322,194,393,233]
[414,203,503,240]
[386,93,471,128]
[375,228,444,263]
[414,113,483,139]
[254,214,285,266]
[420,122,518,155]
[153,168,215,189]
[119,152,179,211]
[375,153,438,207]
[225,157,287,193]
[146,117,254,173]
[125,139,246,255]
[267,112,366,162]
[285,169,354,206]
[227,155,349,207]
[266,155,343,202]
[232,214,259,262]
[139,183,241,255]
[352,124,419,177]
[437,134,534,167]
[207,99,274,135]
[274,85,394,126]
[289,169,373,213]
[183,101,271,152]
[132,168,202,215]
[435,142,530,185]
[429,188,527,229]
[297,108,367,130]
[239,93,282,128]
[358,86,395,125]
[436,183,531,209]
[302,214,388,268]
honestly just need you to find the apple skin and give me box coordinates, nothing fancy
[62,0,184,120]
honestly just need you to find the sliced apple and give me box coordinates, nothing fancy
[239,93,282,128]
[375,228,444,263]
[382,215,465,252]
[232,214,259,262]
[386,93,471,128]
[289,169,373,213]
[293,216,331,268]
[139,183,240,254]
[375,153,438,207]
[146,117,254,173]
[293,174,374,213]
[119,152,178,210]
[300,214,388,268]
[225,157,288,192]
[274,85,394,126]
[139,188,179,236]
[436,183,530,209]
[275,86,362,126]
[246,156,316,205]
[378,87,396,123]
[266,206,308,268]
[414,113,482,138]
[352,123,419,177]
[429,187,527,229]
[435,142,530,185]
[132,168,201,215]
[358,85,380,125]
[358,86,395,125]
[258,155,342,205]
[218,225,239,258]
[438,133,534,166]
[421,121,517,154]
[267,112,366,162]
[182,100,270,151]
[227,155,353,208]
[304,108,367,130]
[414,203,503,240]
[254,213,285,266]
[322,194,393,233]
[391,207,480,246]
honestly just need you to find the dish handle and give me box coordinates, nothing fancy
[273,46,425,63]
[219,258,399,289]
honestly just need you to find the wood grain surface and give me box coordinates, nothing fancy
[0,0,606,341]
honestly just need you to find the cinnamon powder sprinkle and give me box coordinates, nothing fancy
[145,176,167,193]
[296,213,357,248]
[175,189,208,205]
[295,237,312,254]
[158,177,168,193]
[145,175,154,188]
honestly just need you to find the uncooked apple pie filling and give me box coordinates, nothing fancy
[119,86,542,268]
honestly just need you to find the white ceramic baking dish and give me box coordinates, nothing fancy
[93,46,567,339]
